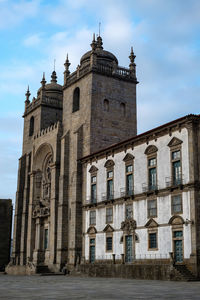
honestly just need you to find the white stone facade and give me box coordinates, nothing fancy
[83,127,193,263]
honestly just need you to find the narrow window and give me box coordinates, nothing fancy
[29,116,34,136]
[148,199,157,218]
[104,99,109,112]
[106,207,113,223]
[120,103,126,116]
[44,228,48,250]
[126,164,133,196]
[91,175,97,203]
[106,236,113,251]
[125,204,133,219]
[149,232,157,249]
[72,87,80,112]
[172,194,182,214]
[148,157,157,191]
[90,210,96,225]
[172,150,181,185]
[107,170,113,200]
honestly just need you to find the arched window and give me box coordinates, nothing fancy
[29,116,34,136]
[72,87,80,112]
[120,103,126,116]
[103,99,109,112]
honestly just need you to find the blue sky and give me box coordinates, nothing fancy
[0,0,200,203]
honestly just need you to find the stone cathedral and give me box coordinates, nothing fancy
[7,35,200,280]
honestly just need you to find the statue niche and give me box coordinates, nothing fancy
[33,154,52,218]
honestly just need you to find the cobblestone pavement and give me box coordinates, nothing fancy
[0,275,199,300]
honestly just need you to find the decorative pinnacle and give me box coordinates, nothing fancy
[96,35,103,49]
[64,53,71,70]
[129,46,136,64]
[90,33,97,51]
[51,70,57,83]
[41,72,46,88]
[25,85,31,103]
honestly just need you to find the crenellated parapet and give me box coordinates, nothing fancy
[33,121,62,140]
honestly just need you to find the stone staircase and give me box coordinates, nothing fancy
[174,264,199,281]
[36,265,64,276]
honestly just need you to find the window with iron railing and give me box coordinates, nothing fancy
[107,170,114,200]
[148,157,157,191]
[126,164,133,196]
[172,150,181,185]
[91,175,97,203]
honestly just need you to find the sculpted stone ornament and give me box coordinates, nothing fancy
[121,218,137,234]
[32,204,50,218]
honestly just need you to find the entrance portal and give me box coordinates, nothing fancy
[125,235,133,263]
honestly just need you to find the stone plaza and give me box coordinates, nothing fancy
[0,274,199,299]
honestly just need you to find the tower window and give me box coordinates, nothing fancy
[72,87,80,112]
[103,99,109,112]
[29,116,34,136]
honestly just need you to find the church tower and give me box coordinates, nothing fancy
[57,35,138,267]
[12,72,63,267]
[9,34,138,273]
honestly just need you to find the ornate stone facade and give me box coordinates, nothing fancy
[7,34,200,280]
[8,35,138,274]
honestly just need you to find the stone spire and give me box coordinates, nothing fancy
[51,70,57,83]
[129,46,136,77]
[25,85,31,106]
[90,33,97,51]
[64,54,71,85]
[41,72,46,89]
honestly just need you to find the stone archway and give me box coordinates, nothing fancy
[31,143,54,266]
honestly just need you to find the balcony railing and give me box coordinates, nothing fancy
[142,183,158,193]
[85,196,97,205]
[120,187,134,197]
[101,192,114,201]
[165,174,184,187]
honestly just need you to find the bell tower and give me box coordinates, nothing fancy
[57,35,138,267]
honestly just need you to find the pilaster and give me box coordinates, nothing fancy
[26,171,36,261]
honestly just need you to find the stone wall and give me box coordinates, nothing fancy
[0,199,12,271]
[77,263,180,281]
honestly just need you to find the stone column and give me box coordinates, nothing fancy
[56,133,70,268]
[68,126,83,266]
[20,153,31,265]
[26,171,36,262]
[33,218,41,264]
[12,155,26,265]
[49,162,59,265]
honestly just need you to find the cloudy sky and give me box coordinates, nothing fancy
[0,0,200,203]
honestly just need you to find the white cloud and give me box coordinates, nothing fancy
[0,0,40,29]
[23,34,42,47]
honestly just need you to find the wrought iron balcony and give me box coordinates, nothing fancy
[142,183,158,193]
[85,196,97,205]
[120,187,134,197]
[101,192,114,201]
[165,174,184,188]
